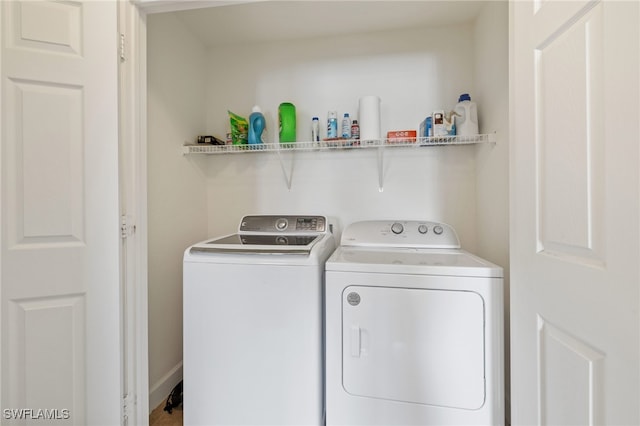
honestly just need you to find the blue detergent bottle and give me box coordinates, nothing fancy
[248,106,266,144]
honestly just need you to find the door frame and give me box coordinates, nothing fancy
[119,0,149,424]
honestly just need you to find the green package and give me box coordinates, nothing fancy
[228,110,248,145]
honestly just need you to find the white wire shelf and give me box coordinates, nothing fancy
[182,133,496,155]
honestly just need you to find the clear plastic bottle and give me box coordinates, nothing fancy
[341,113,351,138]
[311,117,320,143]
[327,111,338,138]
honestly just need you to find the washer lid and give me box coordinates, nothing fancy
[189,234,321,255]
[326,246,503,278]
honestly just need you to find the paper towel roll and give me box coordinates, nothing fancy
[359,95,381,142]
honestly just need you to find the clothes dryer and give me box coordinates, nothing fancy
[183,215,335,425]
[325,220,504,425]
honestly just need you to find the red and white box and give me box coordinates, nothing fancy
[386,130,417,143]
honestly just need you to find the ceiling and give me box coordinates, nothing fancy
[162,1,488,47]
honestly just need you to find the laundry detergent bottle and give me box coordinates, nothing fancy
[454,93,479,136]
[279,102,296,143]
[248,105,266,145]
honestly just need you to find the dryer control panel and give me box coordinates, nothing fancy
[340,220,460,249]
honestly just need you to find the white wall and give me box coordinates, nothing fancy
[147,12,209,410]
[206,25,475,145]
[202,24,483,246]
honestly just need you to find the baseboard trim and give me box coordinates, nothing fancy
[149,361,183,412]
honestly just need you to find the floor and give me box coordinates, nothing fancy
[148,400,509,425]
[149,401,182,426]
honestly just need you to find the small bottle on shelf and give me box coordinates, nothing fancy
[351,119,360,144]
[327,111,338,138]
[311,117,320,146]
[341,113,351,138]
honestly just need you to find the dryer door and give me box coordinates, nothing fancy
[342,285,485,409]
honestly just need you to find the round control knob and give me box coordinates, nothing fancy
[275,218,288,231]
[433,225,444,235]
[418,224,428,234]
[391,222,404,234]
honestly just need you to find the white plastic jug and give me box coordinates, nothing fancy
[454,93,479,136]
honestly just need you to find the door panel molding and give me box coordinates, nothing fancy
[535,3,605,268]
[6,78,85,247]
[7,1,82,55]
[537,316,604,426]
[7,295,86,423]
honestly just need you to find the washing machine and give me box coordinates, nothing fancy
[183,215,336,425]
[325,220,504,425]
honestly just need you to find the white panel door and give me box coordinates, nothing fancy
[510,1,639,424]
[1,1,121,425]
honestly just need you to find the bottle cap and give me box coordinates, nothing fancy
[344,113,349,117]
[458,93,471,102]
[312,116,319,120]
[252,105,262,113]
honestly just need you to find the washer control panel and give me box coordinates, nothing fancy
[240,215,327,234]
[341,220,460,249]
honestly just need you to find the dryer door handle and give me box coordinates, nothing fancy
[350,325,361,357]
